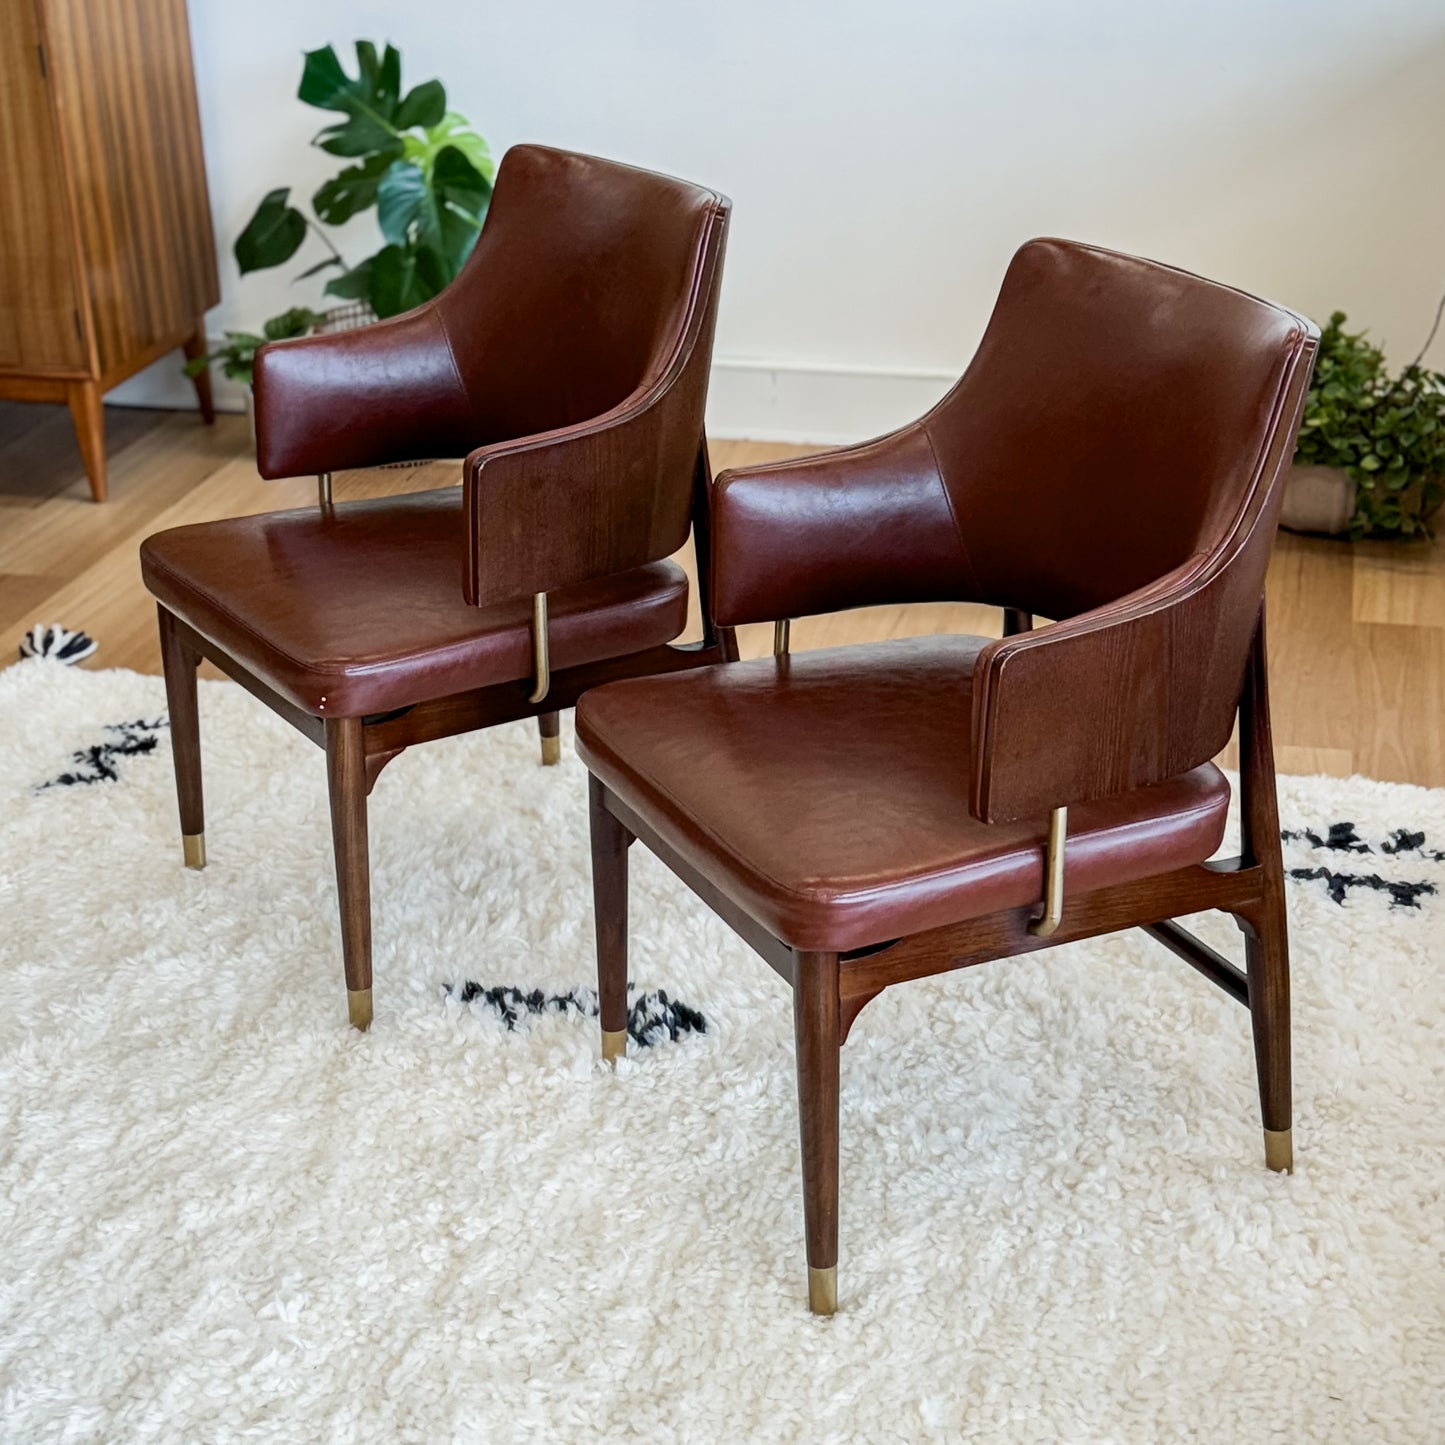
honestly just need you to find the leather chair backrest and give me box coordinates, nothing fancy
[456,147,730,604]
[252,145,729,606]
[707,238,1316,821]
[951,241,1317,820]
[444,145,726,447]
[929,238,1312,622]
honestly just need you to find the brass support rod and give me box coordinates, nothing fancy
[318,471,333,508]
[773,619,791,658]
[528,593,550,704]
[1027,805,1067,937]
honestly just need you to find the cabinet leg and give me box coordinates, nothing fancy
[182,325,215,425]
[66,382,106,503]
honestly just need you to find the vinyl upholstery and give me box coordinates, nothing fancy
[141,145,730,718]
[577,239,1319,945]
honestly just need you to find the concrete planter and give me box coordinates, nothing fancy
[1280,464,1357,536]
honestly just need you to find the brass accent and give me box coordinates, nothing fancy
[808,1265,838,1316]
[540,733,561,766]
[1027,806,1068,937]
[1264,1127,1293,1174]
[317,471,333,508]
[182,832,206,870]
[773,618,791,658]
[601,1028,627,1064]
[528,592,550,704]
[348,987,373,1032]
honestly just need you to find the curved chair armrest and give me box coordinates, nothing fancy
[251,305,475,479]
[463,383,699,608]
[709,422,974,626]
[969,545,1269,824]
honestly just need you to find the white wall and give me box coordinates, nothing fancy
[116,0,1445,443]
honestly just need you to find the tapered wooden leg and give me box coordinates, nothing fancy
[1245,905,1292,1172]
[589,775,630,1063]
[182,326,216,425]
[325,717,373,1031]
[158,606,205,869]
[66,381,106,502]
[794,949,841,1315]
[1239,608,1292,1172]
[538,710,561,766]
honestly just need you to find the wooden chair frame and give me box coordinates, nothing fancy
[588,606,1289,1315]
[160,444,737,1031]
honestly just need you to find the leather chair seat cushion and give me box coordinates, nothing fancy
[141,490,689,717]
[576,636,1232,953]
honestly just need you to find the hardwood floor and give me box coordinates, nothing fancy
[1,399,1442,787]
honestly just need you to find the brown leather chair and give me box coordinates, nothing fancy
[141,145,734,1030]
[577,239,1319,1315]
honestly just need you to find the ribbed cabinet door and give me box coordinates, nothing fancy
[0,0,85,373]
[40,0,219,379]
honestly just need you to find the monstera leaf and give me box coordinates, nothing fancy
[219,42,495,341]
[377,145,491,282]
[401,110,495,183]
[298,42,444,158]
[365,244,447,318]
[322,257,373,302]
[311,152,395,226]
[395,79,447,131]
[234,188,307,274]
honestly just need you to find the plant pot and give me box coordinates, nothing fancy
[1280,464,1357,537]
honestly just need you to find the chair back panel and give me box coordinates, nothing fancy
[926,239,1311,622]
[444,146,723,446]
[457,147,729,605]
[957,242,1317,820]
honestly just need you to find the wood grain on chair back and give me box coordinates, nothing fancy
[958,240,1318,821]
[460,147,729,605]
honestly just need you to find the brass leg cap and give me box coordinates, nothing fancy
[1264,1127,1293,1174]
[348,988,373,1032]
[808,1266,837,1316]
[540,734,561,767]
[601,1028,627,1064]
[182,832,206,870]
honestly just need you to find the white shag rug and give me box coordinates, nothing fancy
[1,659,1442,1444]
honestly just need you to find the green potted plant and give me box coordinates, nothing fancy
[184,307,320,389]
[234,41,494,318]
[186,41,493,428]
[1286,308,1445,539]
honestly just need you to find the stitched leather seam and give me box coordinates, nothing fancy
[973,329,1312,818]
[918,419,984,597]
[466,199,724,474]
[985,331,1309,667]
[464,197,726,598]
[432,304,476,423]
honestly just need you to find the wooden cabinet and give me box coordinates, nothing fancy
[0,0,219,501]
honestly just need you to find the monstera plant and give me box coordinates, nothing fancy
[233,41,494,319]
[183,307,320,389]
